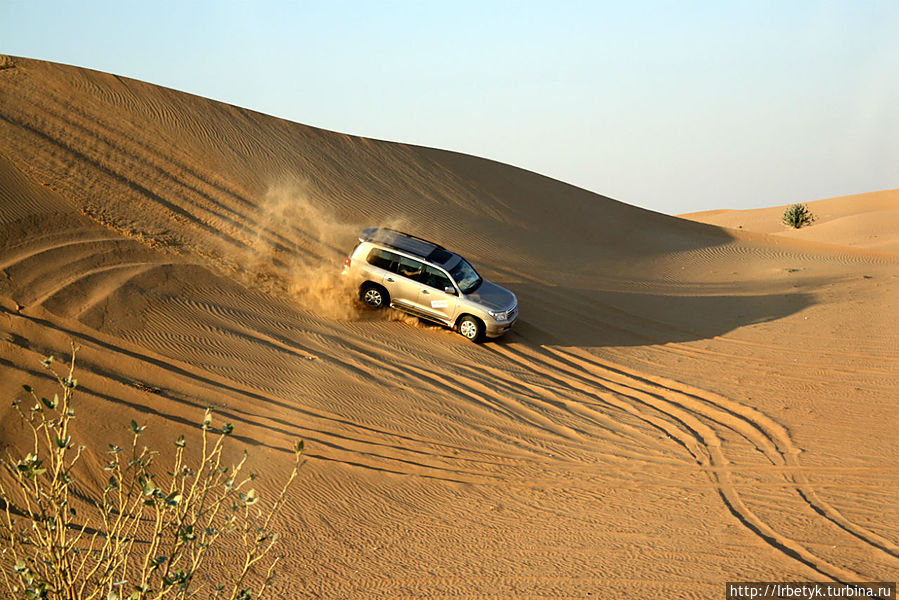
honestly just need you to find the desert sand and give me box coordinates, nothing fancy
[682,190,899,253]
[1,56,897,598]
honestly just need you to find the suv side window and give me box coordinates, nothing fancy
[366,247,425,281]
[421,265,453,291]
[396,256,424,280]
[367,248,400,271]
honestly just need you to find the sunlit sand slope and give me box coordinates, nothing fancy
[683,189,899,252]
[1,56,897,598]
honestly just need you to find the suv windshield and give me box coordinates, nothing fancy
[448,257,482,294]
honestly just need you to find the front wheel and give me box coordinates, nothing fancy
[360,283,388,309]
[457,315,485,343]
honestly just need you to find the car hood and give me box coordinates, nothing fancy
[464,280,516,311]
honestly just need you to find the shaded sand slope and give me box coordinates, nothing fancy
[683,189,899,252]
[1,56,897,598]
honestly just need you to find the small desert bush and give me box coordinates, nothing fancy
[782,203,815,228]
[0,346,303,600]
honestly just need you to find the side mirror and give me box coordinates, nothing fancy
[444,286,457,296]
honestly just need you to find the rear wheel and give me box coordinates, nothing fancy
[457,315,485,343]
[360,283,388,309]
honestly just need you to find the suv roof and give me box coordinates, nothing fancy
[359,227,456,265]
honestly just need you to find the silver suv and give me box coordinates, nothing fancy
[343,228,518,342]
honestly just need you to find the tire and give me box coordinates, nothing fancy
[457,315,485,343]
[360,283,388,309]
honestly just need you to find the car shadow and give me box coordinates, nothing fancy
[494,283,815,347]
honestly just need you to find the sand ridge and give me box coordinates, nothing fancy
[682,189,899,253]
[1,56,897,598]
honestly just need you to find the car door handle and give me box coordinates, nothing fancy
[385,277,394,282]
[421,289,430,294]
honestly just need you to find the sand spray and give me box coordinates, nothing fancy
[247,181,428,326]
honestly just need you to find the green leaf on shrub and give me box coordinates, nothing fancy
[179,525,196,542]
[16,455,46,478]
[139,476,157,495]
[241,489,258,506]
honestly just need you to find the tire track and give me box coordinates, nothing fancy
[544,343,899,563]
[0,233,125,271]
[488,342,887,581]
[0,111,252,253]
[0,303,511,486]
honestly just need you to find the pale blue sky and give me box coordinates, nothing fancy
[2,1,897,214]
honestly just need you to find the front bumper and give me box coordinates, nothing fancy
[484,306,518,338]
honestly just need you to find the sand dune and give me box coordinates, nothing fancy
[1,55,897,598]
[683,189,899,253]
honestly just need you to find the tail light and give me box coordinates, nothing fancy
[344,256,352,268]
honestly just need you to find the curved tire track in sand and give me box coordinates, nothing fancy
[0,304,505,487]
[7,86,344,265]
[489,342,896,581]
[0,227,174,313]
[547,346,899,560]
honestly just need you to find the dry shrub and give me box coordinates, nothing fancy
[782,204,815,229]
[0,346,303,600]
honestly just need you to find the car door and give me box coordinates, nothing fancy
[415,265,459,324]
[382,254,426,311]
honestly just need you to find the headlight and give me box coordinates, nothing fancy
[488,310,509,321]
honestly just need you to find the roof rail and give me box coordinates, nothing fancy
[360,227,445,250]
[357,227,457,263]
